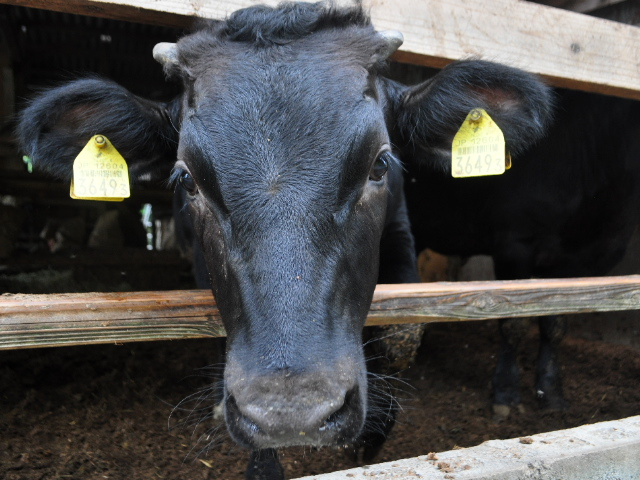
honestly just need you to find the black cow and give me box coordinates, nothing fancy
[405,88,640,418]
[16,2,552,478]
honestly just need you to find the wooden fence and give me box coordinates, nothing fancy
[1,0,639,99]
[2,276,640,349]
[1,0,639,351]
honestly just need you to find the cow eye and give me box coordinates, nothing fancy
[179,171,198,195]
[369,152,391,182]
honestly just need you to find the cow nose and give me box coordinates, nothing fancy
[224,367,365,448]
[243,390,345,431]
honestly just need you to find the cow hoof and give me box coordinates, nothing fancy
[362,442,385,464]
[491,404,511,422]
[536,389,568,411]
[348,442,385,465]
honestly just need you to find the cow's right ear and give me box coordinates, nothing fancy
[17,78,180,183]
[386,60,554,171]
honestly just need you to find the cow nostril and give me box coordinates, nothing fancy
[321,387,360,435]
[226,394,262,446]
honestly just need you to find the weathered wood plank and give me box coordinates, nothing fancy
[371,0,640,99]
[532,0,628,13]
[0,0,638,99]
[2,276,640,349]
[0,0,195,27]
[367,276,640,321]
[0,289,224,349]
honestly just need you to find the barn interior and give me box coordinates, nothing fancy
[1,0,639,339]
[0,5,192,293]
[1,0,639,294]
[0,1,639,479]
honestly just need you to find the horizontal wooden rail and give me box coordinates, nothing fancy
[2,275,640,350]
[0,0,638,99]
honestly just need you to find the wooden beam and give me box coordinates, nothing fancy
[0,290,223,349]
[367,276,640,322]
[0,0,638,99]
[373,0,640,100]
[2,275,640,350]
[0,0,197,28]
[531,0,628,13]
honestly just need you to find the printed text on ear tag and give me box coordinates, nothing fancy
[70,135,130,201]
[451,108,506,178]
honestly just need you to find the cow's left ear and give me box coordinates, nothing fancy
[17,78,180,183]
[386,60,554,169]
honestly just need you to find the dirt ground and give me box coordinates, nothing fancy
[1,320,639,480]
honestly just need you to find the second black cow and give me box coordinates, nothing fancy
[405,88,640,418]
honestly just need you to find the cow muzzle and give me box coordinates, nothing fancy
[224,357,366,449]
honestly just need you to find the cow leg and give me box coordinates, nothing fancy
[350,359,404,462]
[536,315,568,410]
[356,190,423,459]
[358,322,425,461]
[491,246,535,420]
[491,317,531,420]
[245,449,284,480]
[375,190,424,371]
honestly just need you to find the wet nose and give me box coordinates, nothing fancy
[224,363,365,448]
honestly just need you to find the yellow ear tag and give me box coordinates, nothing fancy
[451,108,506,178]
[70,135,130,201]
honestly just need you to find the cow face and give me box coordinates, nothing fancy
[17,2,552,452]
[167,27,401,448]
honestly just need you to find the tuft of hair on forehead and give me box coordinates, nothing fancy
[167,1,387,81]
[225,1,370,46]
[202,1,371,47]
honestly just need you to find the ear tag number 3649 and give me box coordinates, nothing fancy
[451,108,508,178]
[70,135,130,201]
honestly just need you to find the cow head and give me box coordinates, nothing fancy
[17,2,552,451]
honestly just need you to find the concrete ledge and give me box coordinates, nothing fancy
[295,416,640,480]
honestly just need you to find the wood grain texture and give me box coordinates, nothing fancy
[368,276,640,320]
[0,0,638,98]
[0,290,225,349]
[2,276,640,349]
[372,0,640,99]
[533,0,628,13]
